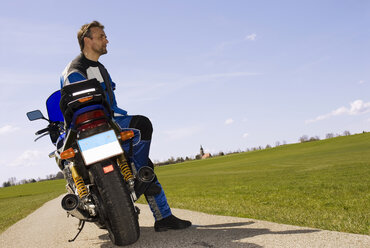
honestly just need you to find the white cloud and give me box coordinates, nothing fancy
[306,99,370,123]
[215,33,258,51]
[0,125,19,135]
[9,150,43,167]
[358,80,365,84]
[243,133,249,138]
[225,118,234,125]
[348,100,370,114]
[245,33,257,41]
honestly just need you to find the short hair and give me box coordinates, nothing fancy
[77,21,105,51]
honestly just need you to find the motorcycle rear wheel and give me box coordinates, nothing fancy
[89,160,140,246]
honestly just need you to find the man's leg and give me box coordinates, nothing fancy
[115,115,191,230]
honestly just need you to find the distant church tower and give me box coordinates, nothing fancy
[200,145,205,157]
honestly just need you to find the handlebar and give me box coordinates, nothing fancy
[35,127,49,135]
[33,122,65,143]
[34,132,49,142]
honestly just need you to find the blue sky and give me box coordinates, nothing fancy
[1,0,370,185]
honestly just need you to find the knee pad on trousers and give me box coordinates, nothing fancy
[129,115,153,140]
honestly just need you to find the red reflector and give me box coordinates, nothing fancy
[75,110,105,126]
[78,119,106,131]
[103,165,114,174]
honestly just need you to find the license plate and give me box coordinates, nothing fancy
[77,130,123,165]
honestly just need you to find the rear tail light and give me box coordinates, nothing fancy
[75,110,105,125]
[75,110,107,131]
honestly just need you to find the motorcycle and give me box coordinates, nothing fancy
[26,79,156,246]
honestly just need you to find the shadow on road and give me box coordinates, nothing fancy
[98,221,320,248]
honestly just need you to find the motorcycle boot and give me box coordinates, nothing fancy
[154,214,192,232]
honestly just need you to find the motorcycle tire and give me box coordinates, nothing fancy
[89,160,140,246]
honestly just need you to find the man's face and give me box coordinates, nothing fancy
[87,27,109,55]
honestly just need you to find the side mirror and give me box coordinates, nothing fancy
[26,110,46,121]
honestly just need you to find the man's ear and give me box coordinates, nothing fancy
[83,36,90,48]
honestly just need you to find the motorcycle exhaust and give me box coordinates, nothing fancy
[134,166,156,197]
[61,194,90,220]
[137,166,155,183]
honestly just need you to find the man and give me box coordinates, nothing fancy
[60,21,191,232]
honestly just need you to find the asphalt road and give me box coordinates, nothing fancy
[1,195,369,248]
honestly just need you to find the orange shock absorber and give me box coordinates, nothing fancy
[70,164,88,198]
[117,155,134,182]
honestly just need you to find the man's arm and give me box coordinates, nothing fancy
[60,71,87,88]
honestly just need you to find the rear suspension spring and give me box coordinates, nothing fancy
[70,165,88,198]
[117,156,134,182]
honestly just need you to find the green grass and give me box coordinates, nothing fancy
[152,133,370,235]
[0,179,66,233]
[1,133,369,235]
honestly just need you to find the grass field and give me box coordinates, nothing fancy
[1,133,369,235]
[152,133,370,235]
[0,179,66,233]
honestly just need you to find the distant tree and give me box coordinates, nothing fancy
[309,136,320,142]
[55,172,64,179]
[275,141,280,147]
[195,154,201,160]
[9,177,16,186]
[265,144,271,149]
[46,174,55,180]
[343,130,351,136]
[2,181,11,187]
[218,152,224,156]
[326,133,334,139]
[176,157,184,163]
[169,157,175,163]
[20,179,28,185]
[299,135,308,143]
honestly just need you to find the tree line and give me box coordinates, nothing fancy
[154,130,364,166]
[2,171,64,188]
